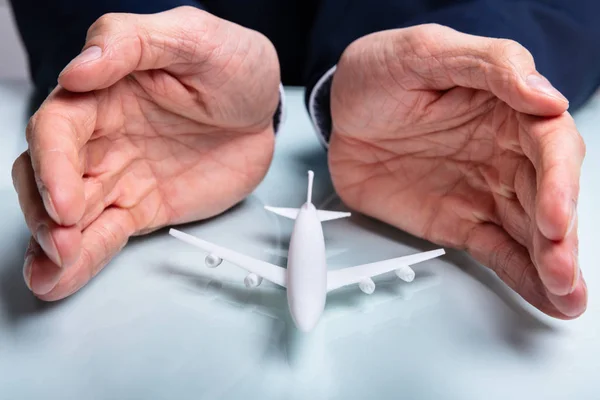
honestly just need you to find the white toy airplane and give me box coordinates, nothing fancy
[169,170,445,332]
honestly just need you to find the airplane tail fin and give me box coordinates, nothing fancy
[307,170,314,204]
[264,170,351,221]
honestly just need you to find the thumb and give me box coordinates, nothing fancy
[393,24,570,117]
[58,6,218,92]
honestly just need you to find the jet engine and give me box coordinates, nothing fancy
[394,266,415,282]
[359,278,375,294]
[244,273,263,288]
[205,254,222,268]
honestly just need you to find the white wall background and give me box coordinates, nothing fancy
[0,0,29,80]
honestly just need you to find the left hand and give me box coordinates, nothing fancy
[328,24,586,319]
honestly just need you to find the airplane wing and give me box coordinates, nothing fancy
[169,229,287,288]
[326,249,445,292]
[265,206,351,222]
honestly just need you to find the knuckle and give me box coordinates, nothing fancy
[404,23,453,52]
[492,39,528,58]
[579,136,587,158]
[402,24,442,54]
[25,113,39,145]
[173,5,203,17]
[93,225,117,256]
[172,30,204,63]
[171,6,212,34]
[90,13,124,34]
[339,35,366,63]
[409,23,449,40]
[515,262,534,295]
[489,38,534,69]
[79,247,95,281]
[490,239,516,274]
[485,39,532,87]
[562,114,586,157]
[11,152,28,187]
[143,13,213,66]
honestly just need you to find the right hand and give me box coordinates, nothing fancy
[12,7,281,300]
[327,25,586,318]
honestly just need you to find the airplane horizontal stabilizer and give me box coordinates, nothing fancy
[265,206,350,222]
[264,206,299,220]
[316,210,351,222]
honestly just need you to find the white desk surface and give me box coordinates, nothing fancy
[0,81,599,400]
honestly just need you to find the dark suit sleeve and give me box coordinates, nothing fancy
[305,0,600,145]
[8,0,286,132]
[8,0,199,110]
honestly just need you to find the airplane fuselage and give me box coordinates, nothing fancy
[286,202,328,332]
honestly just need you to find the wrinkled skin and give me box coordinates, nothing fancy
[329,24,587,318]
[12,7,280,300]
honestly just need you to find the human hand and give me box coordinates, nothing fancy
[328,24,586,318]
[12,7,280,300]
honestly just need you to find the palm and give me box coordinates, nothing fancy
[331,88,519,245]
[328,26,587,318]
[81,73,274,236]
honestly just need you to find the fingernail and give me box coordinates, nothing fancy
[30,273,60,296]
[570,251,580,293]
[37,225,62,267]
[567,200,577,236]
[23,255,33,291]
[526,75,569,104]
[41,189,60,224]
[60,46,102,75]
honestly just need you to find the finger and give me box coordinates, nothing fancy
[546,276,587,319]
[491,193,533,250]
[13,152,82,269]
[465,222,567,318]
[478,150,522,199]
[79,138,156,230]
[26,89,98,226]
[23,238,63,296]
[58,6,220,92]
[36,207,135,301]
[533,216,580,297]
[78,172,125,230]
[542,215,586,317]
[513,158,537,219]
[500,152,580,298]
[476,158,533,249]
[494,107,525,155]
[517,112,585,241]
[394,24,569,116]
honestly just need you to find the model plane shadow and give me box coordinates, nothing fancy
[303,182,558,339]
[351,213,559,349]
[158,261,441,369]
[0,193,69,325]
[440,249,558,353]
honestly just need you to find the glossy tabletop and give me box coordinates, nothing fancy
[0,82,599,400]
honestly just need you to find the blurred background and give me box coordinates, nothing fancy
[0,0,28,81]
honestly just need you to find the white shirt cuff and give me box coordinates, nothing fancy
[274,83,286,135]
[308,65,337,149]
